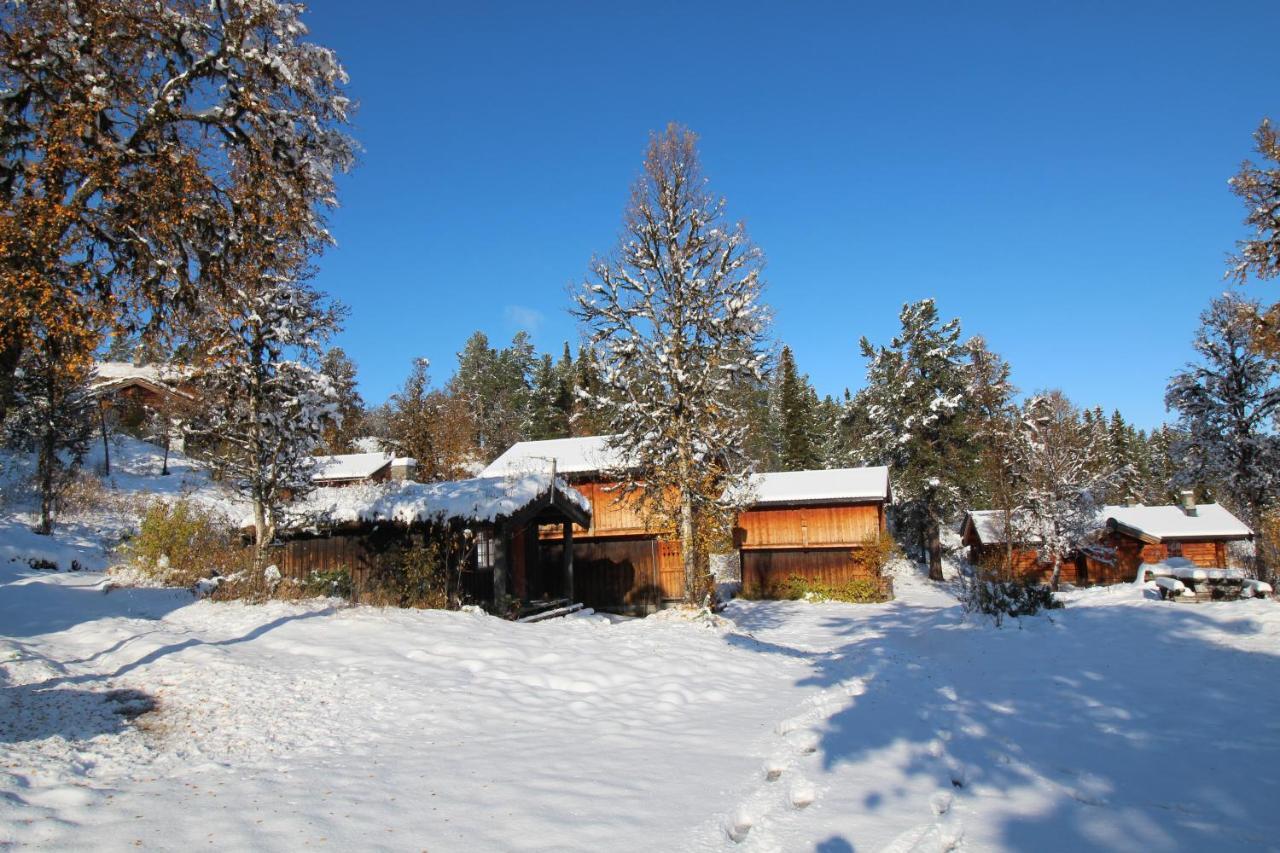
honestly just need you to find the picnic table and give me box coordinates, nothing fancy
[1139,558,1272,602]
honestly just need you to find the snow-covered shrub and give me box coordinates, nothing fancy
[124,499,249,587]
[959,573,1061,627]
[302,568,353,600]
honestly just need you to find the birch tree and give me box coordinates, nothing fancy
[574,124,769,601]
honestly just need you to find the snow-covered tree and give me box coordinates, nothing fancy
[450,331,537,459]
[3,339,95,534]
[854,299,978,579]
[193,275,340,551]
[1229,119,1280,358]
[574,124,769,600]
[1166,294,1280,575]
[0,0,355,422]
[528,353,572,440]
[1013,393,1116,590]
[319,348,365,453]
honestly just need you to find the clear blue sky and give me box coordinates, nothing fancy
[301,0,1278,429]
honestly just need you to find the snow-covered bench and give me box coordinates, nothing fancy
[1154,576,1192,600]
[1142,559,1258,602]
[1242,579,1273,599]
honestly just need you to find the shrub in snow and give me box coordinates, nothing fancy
[959,571,1061,627]
[125,499,249,588]
[302,568,354,600]
[356,536,464,610]
[741,575,891,604]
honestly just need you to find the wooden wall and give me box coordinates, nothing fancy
[971,544,1083,585]
[540,481,663,539]
[540,537,664,613]
[1091,533,1231,584]
[738,502,882,550]
[742,548,881,593]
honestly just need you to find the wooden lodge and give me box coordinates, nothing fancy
[734,467,892,596]
[481,436,682,613]
[264,473,591,605]
[960,494,1253,586]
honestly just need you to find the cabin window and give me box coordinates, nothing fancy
[475,531,495,569]
[1166,541,1182,557]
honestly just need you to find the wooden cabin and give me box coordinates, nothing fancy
[1094,496,1253,583]
[89,361,199,449]
[734,467,892,597]
[959,495,1253,586]
[958,509,1082,584]
[481,436,680,613]
[264,473,591,605]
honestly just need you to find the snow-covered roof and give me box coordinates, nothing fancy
[273,473,591,530]
[90,361,192,387]
[480,435,629,478]
[962,509,1042,545]
[311,452,394,482]
[1103,503,1252,542]
[738,466,890,507]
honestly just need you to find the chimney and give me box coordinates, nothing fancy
[1179,490,1197,516]
[390,457,418,482]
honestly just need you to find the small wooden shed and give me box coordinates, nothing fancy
[482,436,682,613]
[1094,498,1253,583]
[734,467,892,597]
[957,509,1081,584]
[265,473,591,605]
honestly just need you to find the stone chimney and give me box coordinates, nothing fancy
[390,457,418,482]
[1179,490,1197,516]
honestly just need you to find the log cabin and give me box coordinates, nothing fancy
[1092,495,1253,584]
[480,436,680,613]
[733,467,893,597]
[958,509,1080,583]
[960,493,1253,585]
[89,361,199,451]
[263,472,591,604]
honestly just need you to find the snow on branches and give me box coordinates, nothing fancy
[573,124,769,600]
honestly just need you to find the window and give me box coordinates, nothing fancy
[1165,541,1182,558]
[475,530,495,569]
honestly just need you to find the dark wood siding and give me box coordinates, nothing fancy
[540,537,661,613]
[742,547,880,593]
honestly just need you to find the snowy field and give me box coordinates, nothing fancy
[3,561,1279,851]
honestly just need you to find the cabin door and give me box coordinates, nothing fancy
[657,540,685,600]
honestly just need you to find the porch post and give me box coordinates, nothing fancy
[493,524,509,603]
[562,521,574,600]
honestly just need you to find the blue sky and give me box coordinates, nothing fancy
[302,1,1278,429]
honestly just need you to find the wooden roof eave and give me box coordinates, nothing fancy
[502,486,591,532]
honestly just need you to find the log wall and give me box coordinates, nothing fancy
[539,537,662,613]
[738,502,882,550]
[741,547,881,594]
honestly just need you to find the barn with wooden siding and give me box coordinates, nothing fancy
[481,436,681,613]
[264,473,591,605]
[734,467,892,597]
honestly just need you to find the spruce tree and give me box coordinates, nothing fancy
[772,346,820,471]
[319,348,365,454]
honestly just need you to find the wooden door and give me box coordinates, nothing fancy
[657,540,684,600]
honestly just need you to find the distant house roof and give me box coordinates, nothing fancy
[1102,504,1252,543]
[737,466,891,507]
[960,509,1042,546]
[480,435,629,478]
[89,361,195,400]
[311,452,395,483]
[270,473,591,532]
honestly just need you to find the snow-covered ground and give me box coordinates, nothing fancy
[2,560,1278,851]
[2,445,1278,850]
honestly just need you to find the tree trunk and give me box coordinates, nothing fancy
[680,488,699,602]
[0,335,23,426]
[1050,555,1062,592]
[97,400,111,476]
[160,429,170,476]
[252,499,269,555]
[926,515,943,581]
[37,433,56,535]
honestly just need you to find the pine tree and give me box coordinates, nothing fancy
[451,331,536,459]
[528,353,571,440]
[319,348,365,454]
[574,124,769,601]
[1107,410,1139,502]
[1166,294,1280,577]
[771,346,820,471]
[1228,119,1280,357]
[854,299,977,579]
[4,340,95,534]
